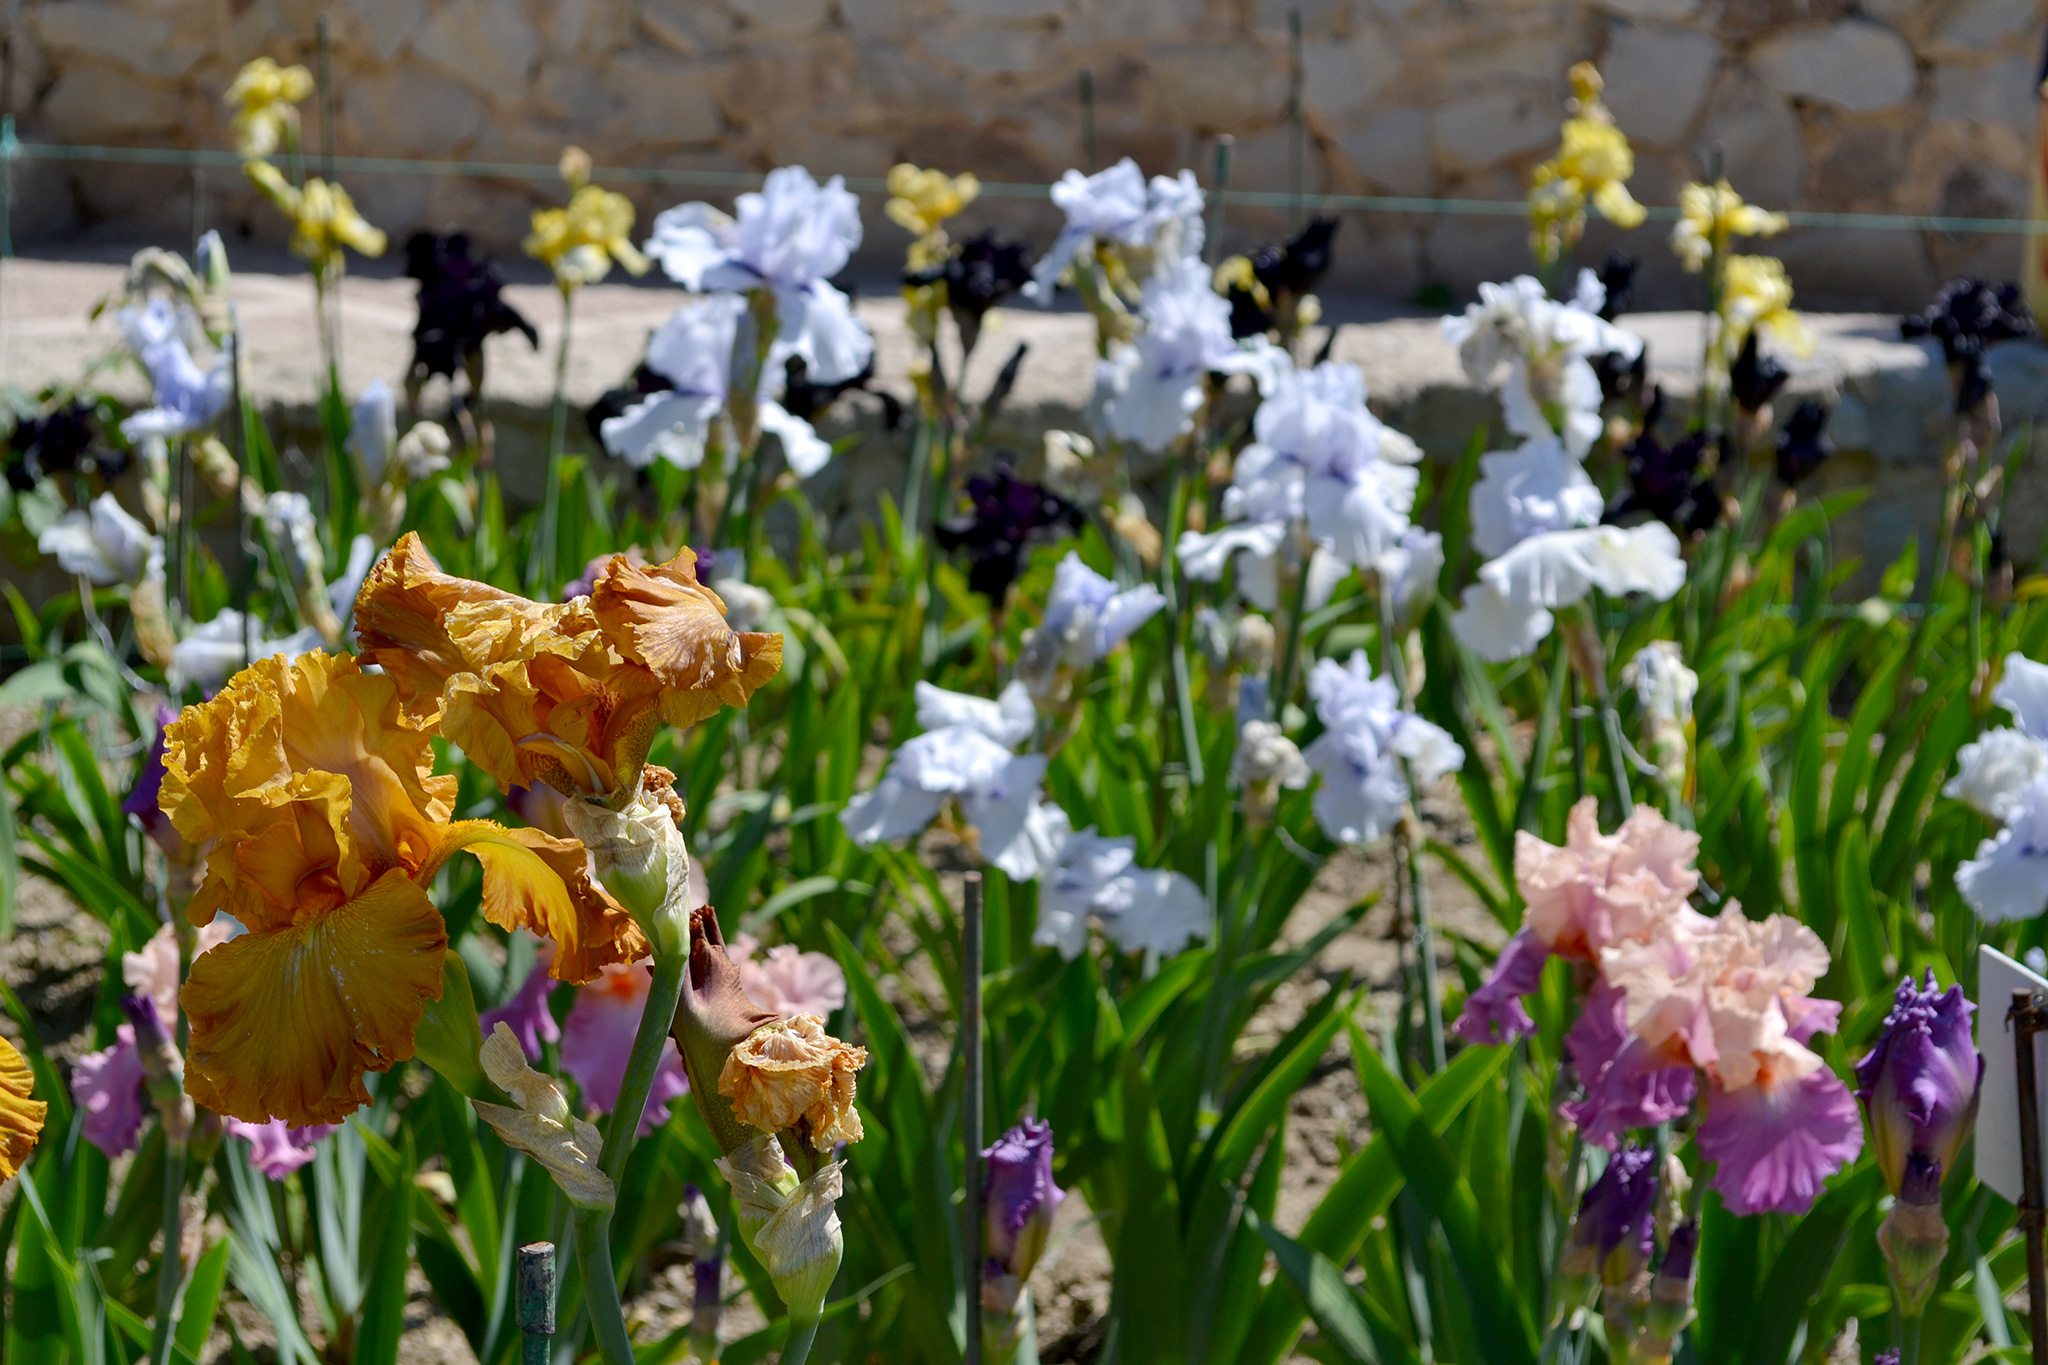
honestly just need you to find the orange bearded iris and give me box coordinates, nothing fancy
[353,534,781,799]
[0,1035,47,1181]
[162,650,647,1126]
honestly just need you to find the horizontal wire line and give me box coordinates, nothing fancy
[4,139,2042,236]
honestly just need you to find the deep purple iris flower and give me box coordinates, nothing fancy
[7,399,120,492]
[1854,968,1982,1198]
[1226,217,1339,338]
[405,230,538,389]
[935,463,1085,606]
[1572,1141,1659,1284]
[1774,401,1832,487]
[1729,330,1790,413]
[983,1117,1063,1281]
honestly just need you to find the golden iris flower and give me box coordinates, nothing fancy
[1526,63,1646,265]
[525,152,650,291]
[226,57,313,159]
[886,164,979,242]
[244,161,388,280]
[162,650,647,1126]
[1672,179,1788,273]
[0,1035,47,1181]
[1721,253,1812,359]
[354,534,782,801]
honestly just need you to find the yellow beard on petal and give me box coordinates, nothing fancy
[181,869,449,1126]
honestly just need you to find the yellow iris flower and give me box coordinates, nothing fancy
[1721,253,1812,358]
[1671,179,1788,273]
[225,57,314,159]
[353,534,783,801]
[162,650,648,1125]
[1527,63,1646,266]
[525,150,650,291]
[886,164,979,242]
[0,1035,46,1181]
[244,160,388,281]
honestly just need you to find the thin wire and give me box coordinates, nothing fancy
[5,140,2044,236]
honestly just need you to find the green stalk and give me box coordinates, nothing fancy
[574,949,688,1364]
[528,285,575,595]
[782,1314,822,1365]
[1379,584,1445,1072]
[1269,535,1315,713]
[147,1138,186,1365]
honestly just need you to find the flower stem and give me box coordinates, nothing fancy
[528,285,574,595]
[575,949,688,1364]
[1896,1309,1923,1365]
[782,1314,822,1365]
[572,1206,636,1365]
[1379,584,1445,1073]
[147,1137,186,1365]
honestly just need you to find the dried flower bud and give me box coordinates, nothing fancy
[473,1023,615,1211]
[396,421,453,480]
[719,1015,868,1152]
[193,437,241,500]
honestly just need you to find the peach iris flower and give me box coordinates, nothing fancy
[353,533,782,800]
[1516,798,1702,964]
[162,650,647,1126]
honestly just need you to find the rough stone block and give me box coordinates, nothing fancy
[1599,22,1721,146]
[1696,71,1808,206]
[606,52,725,144]
[925,22,1063,78]
[33,1,209,80]
[409,0,539,108]
[1930,54,2037,127]
[337,0,429,63]
[1750,21,1917,113]
[35,58,188,139]
[1931,0,2039,54]
[343,69,489,160]
[1148,44,1291,132]
[1430,90,1559,171]
[1335,108,1435,196]
[1303,31,1401,124]
[1589,0,1700,21]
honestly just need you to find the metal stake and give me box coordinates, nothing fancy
[963,871,985,1365]
[1288,10,1305,225]
[316,13,338,183]
[2013,989,2048,1365]
[516,1241,557,1365]
[1205,135,1233,267]
[1078,69,1097,173]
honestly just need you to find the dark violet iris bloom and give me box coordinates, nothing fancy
[1902,277,2035,414]
[1774,401,1832,486]
[1595,253,1636,322]
[909,230,1035,356]
[1607,391,1720,535]
[6,400,120,491]
[1854,968,1982,1198]
[934,463,1085,606]
[781,353,899,430]
[1570,1142,1658,1285]
[406,230,539,388]
[1592,346,1647,405]
[983,1117,1063,1281]
[121,705,187,860]
[1729,329,1789,413]
[584,363,672,448]
[1226,217,1340,338]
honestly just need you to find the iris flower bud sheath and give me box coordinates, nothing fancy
[1637,1220,1699,1364]
[564,785,692,960]
[471,1023,615,1212]
[120,995,194,1144]
[672,905,783,1153]
[1877,1154,1950,1319]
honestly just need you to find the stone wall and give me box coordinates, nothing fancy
[3,0,2044,308]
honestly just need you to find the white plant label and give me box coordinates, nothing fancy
[1975,945,2048,1206]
